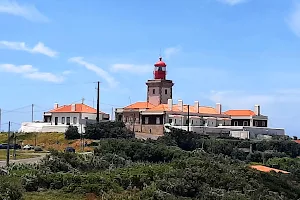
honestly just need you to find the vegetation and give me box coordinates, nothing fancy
[85,121,134,139]
[0,149,41,160]
[2,123,300,199]
[65,125,80,140]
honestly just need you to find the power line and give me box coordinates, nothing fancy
[0,81,95,87]
[2,105,32,114]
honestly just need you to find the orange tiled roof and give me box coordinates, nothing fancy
[250,165,289,174]
[49,103,103,114]
[146,104,219,115]
[224,110,256,116]
[124,102,155,109]
[294,140,300,144]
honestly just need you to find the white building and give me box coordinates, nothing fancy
[19,103,110,133]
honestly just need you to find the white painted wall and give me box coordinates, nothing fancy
[230,131,250,139]
[167,125,285,137]
[19,122,87,133]
[51,113,81,125]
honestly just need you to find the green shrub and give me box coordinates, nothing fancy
[65,125,80,139]
[0,176,23,200]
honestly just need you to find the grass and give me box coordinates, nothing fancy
[24,191,85,200]
[0,132,93,152]
[0,149,41,160]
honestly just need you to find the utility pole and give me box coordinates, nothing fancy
[34,133,37,147]
[13,132,16,160]
[96,81,100,123]
[6,121,10,167]
[187,105,190,132]
[31,104,34,122]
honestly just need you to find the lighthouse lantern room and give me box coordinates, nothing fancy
[154,56,166,79]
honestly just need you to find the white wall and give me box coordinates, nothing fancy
[167,125,285,137]
[51,113,81,125]
[19,122,86,133]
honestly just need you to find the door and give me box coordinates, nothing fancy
[55,117,58,125]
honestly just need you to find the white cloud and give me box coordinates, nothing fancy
[0,41,58,57]
[69,57,118,88]
[218,0,247,6]
[0,0,49,22]
[111,64,152,74]
[164,46,181,59]
[0,64,64,83]
[286,2,300,37]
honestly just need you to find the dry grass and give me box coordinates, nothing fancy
[24,191,85,200]
[0,132,93,152]
[0,149,41,160]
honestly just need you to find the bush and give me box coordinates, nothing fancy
[85,121,134,139]
[0,176,23,200]
[65,126,80,139]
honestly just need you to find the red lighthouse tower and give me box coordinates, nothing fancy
[146,56,174,106]
[154,56,166,79]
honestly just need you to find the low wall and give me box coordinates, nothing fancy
[170,125,285,136]
[19,122,86,133]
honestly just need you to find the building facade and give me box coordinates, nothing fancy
[19,103,109,133]
[115,56,285,137]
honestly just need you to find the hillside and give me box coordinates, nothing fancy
[1,122,300,200]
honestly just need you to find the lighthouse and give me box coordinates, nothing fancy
[146,56,174,106]
[154,56,167,79]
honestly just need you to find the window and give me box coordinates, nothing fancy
[191,120,193,125]
[62,117,65,124]
[153,89,155,94]
[156,117,160,124]
[145,117,149,124]
[85,117,88,120]
[66,117,70,125]
[73,117,77,124]
[55,117,58,125]
[234,121,238,126]
[243,121,248,126]
[165,89,167,94]
[169,118,172,123]
[175,119,177,124]
[262,121,266,127]
[255,121,258,127]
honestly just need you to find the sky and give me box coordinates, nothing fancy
[0,0,300,135]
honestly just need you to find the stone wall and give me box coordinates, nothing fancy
[141,124,164,135]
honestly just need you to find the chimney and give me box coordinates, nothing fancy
[168,99,173,111]
[254,105,260,116]
[194,101,199,113]
[71,103,76,112]
[54,103,59,109]
[178,100,183,111]
[216,103,222,114]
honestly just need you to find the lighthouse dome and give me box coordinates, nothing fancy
[154,57,166,67]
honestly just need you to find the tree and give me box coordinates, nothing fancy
[65,125,80,140]
[85,121,134,139]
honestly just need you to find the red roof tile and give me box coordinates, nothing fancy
[49,103,102,114]
[124,102,155,109]
[146,104,219,115]
[224,110,256,116]
[250,165,289,174]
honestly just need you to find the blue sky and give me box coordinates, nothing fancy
[0,0,300,135]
